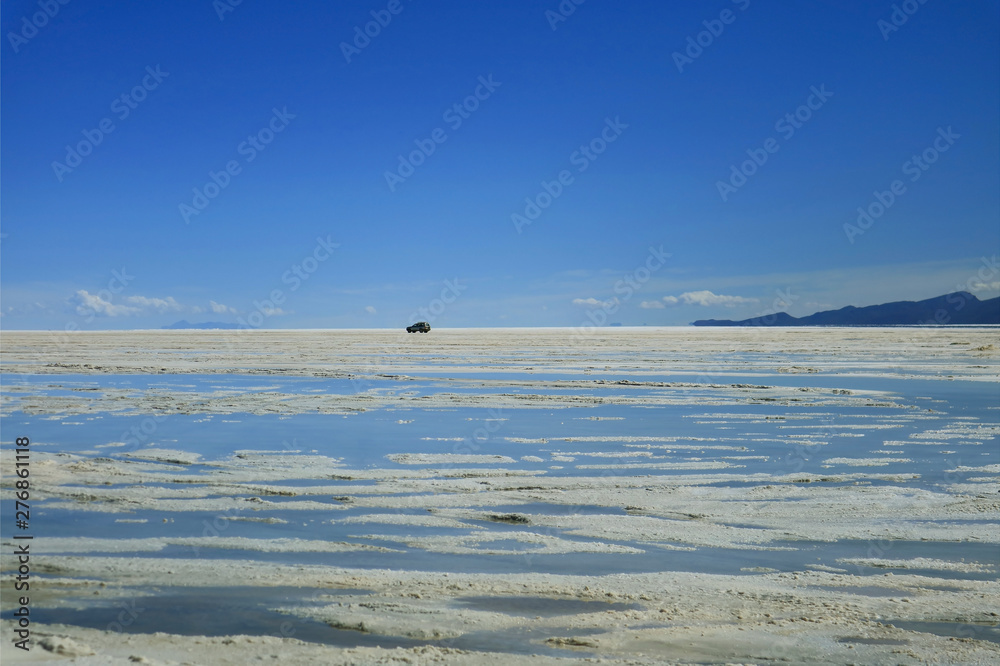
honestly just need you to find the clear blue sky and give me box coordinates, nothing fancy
[2,0,998,329]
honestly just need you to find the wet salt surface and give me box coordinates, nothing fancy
[5,376,998,567]
[0,586,626,658]
[2,329,998,658]
[14,510,997,580]
[888,620,1000,645]
[453,595,641,616]
[5,397,995,489]
[0,586,425,650]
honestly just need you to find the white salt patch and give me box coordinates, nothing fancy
[837,557,995,573]
[387,453,516,465]
[575,461,738,470]
[822,457,911,467]
[556,451,655,458]
[336,513,479,530]
[778,424,903,430]
[946,464,1000,473]
[558,435,715,442]
[122,449,202,465]
[22,537,402,554]
[356,530,644,556]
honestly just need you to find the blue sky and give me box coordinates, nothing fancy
[2,0,998,330]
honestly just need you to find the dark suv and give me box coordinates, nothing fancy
[406,321,431,333]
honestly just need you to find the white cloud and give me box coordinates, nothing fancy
[124,295,183,312]
[365,305,377,314]
[70,291,195,318]
[661,290,759,307]
[639,300,664,309]
[210,300,237,314]
[572,297,618,308]
[971,281,1000,292]
[72,290,141,317]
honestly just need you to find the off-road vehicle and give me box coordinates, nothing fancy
[406,321,431,333]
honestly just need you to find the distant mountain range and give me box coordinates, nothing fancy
[162,320,242,330]
[692,292,1000,327]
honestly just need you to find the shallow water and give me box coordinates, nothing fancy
[888,619,1000,645]
[0,585,617,657]
[1,586,424,650]
[2,329,998,656]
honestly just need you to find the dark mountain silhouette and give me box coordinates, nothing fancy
[162,320,242,330]
[692,292,1000,327]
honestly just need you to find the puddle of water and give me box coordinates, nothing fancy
[0,583,621,659]
[5,376,996,491]
[487,503,628,517]
[0,586,438,651]
[836,636,909,645]
[820,540,1000,582]
[260,478,379,488]
[450,625,605,658]
[890,619,1000,645]
[454,595,640,617]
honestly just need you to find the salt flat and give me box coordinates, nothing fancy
[1,328,998,664]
